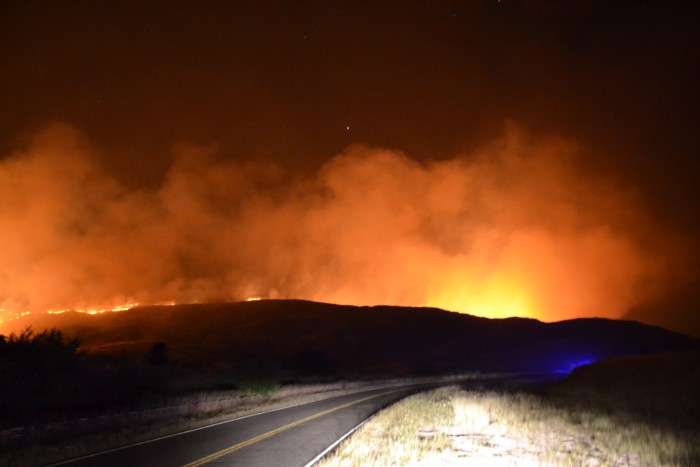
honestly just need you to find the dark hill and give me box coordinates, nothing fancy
[27,300,700,376]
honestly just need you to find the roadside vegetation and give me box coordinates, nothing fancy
[0,327,339,466]
[319,352,700,466]
[0,327,345,421]
[5,325,697,466]
[0,380,378,467]
[0,327,476,466]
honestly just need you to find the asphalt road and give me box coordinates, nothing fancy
[51,375,557,467]
[51,385,430,467]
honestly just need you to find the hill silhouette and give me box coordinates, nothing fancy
[25,300,700,376]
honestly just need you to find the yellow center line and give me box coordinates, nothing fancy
[183,389,403,467]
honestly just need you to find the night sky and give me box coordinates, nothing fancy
[1,1,698,335]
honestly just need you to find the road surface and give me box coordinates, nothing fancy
[52,385,429,467]
[52,375,556,466]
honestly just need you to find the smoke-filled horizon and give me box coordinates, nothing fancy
[0,123,687,329]
[2,2,699,336]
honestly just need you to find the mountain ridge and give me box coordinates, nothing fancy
[20,299,700,376]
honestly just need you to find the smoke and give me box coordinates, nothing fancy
[0,123,682,324]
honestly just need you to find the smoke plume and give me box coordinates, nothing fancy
[0,123,682,326]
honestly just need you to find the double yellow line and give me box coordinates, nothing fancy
[183,389,401,466]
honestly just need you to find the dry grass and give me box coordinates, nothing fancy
[445,389,688,466]
[317,387,456,466]
[320,387,698,466]
[319,354,700,466]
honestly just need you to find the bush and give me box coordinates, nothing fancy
[0,328,85,419]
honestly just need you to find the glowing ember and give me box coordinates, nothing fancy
[0,309,32,326]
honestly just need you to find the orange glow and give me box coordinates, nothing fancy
[45,303,139,315]
[427,274,534,319]
[0,309,32,327]
[0,123,684,330]
[0,302,142,333]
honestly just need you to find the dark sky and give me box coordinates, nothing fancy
[1,1,699,334]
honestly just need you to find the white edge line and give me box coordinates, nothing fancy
[47,384,417,466]
[302,374,537,466]
[303,386,424,467]
[302,415,373,467]
[49,376,487,466]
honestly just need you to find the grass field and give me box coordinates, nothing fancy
[319,352,700,466]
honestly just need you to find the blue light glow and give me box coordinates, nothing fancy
[556,357,597,374]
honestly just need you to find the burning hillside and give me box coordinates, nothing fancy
[0,123,687,332]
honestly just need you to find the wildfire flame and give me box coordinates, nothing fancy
[0,123,682,332]
[427,276,533,319]
[0,302,154,333]
[45,303,139,315]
